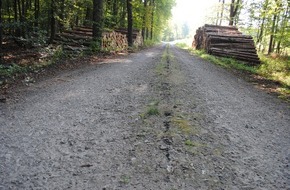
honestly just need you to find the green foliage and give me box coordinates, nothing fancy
[90,40,102,52]
[146,105,160,116]
[241,0,289,54]
[143,39,158,47]
[185,47,257,73]
[0,64,27,77]
[51,45,65,63]
[185,139,195,146]
[258,54,290,87]
[175,43,188,49]
[120,175,131,184]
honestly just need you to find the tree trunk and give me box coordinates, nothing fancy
[216,0,221,25]
[150,0,154,40]
[59,0,65,32]
[216,0,225,25]
[0,0,3,64]
[92,0,104,48]
[17,0,22,36]
[49,0,56,43]
[257,0,269,52]
[229,0,240,26]
[112,0,118,25]
[268,9,277,54]
[219,0,225,25]
[120,0,126,27]
[84,7,92,26]
[21,0,26,37]
[34,0,39,28]
[127,0,133,47]
[142,0,147,41]
[7,0,12,34]
[276,5,289,54]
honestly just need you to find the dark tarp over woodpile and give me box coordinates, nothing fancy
[193,24,260,64]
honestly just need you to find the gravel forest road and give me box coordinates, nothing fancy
[1,44,289,190]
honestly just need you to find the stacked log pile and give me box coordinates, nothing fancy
[54,27,143,53]
[194,24,260,64]
[102,31,128,51]
[115,28,143,47]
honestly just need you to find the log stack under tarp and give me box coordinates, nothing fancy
[193,24,260,64]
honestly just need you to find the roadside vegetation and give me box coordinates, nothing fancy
[176,43,290,100]
[0,0,174,87]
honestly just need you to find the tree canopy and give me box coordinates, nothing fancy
[0,0,176,47]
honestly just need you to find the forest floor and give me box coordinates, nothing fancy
[0,44,289,189]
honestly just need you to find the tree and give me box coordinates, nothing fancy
[0,0,2,64]
[182,23,189,38]
[268,0,283,54]
[93,0,104,48]
[49,0,56,43]
[256,0,269,51]
[34,0,40,28]
[220,0,225,25]
[238,0,289,54]
[0,0,175,54]
[229,0,241,26]
[141,0,148,41]
[127,0,133,47]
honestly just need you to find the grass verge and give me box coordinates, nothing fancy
[176,43,290,101]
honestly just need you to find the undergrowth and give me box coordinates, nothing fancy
[0,45,66,83]
[143,39,159,48]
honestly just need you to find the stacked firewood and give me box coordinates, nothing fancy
[54,27,143,52]
[102,31,128,51]
[193,24,260,64]
[115,28,143,47]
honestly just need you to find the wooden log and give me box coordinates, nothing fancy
[210,49,260,62]
[63,30,92,36]
[209,43,256,49]
[193,24,260,64]
[206,33,253,39]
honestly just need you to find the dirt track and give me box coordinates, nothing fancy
[1,44,289,189]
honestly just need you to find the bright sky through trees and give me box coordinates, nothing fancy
[172,0,218,30]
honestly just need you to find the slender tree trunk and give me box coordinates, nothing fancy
[219,0,225,25]
[142,0,147,41]
[276,5,289,54]
[84,7,92,26]
[14,0,18,23]
[7,0,12,34]
[0,0,3,64]
[256,0,269,52]
[59,0,65,31]
[150,0,154,40]
[268,9,277,54]
[273,11,281,53]
[229,0,240,26]
[34,0,39,28]
[112,0,118,25]
[120,0,126,27]
[216,0,221,25]
[127,0,133,47]
[21,0,26,37]
[17,0,22,36]
[92,0,104,48]
[49,0,56,43]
